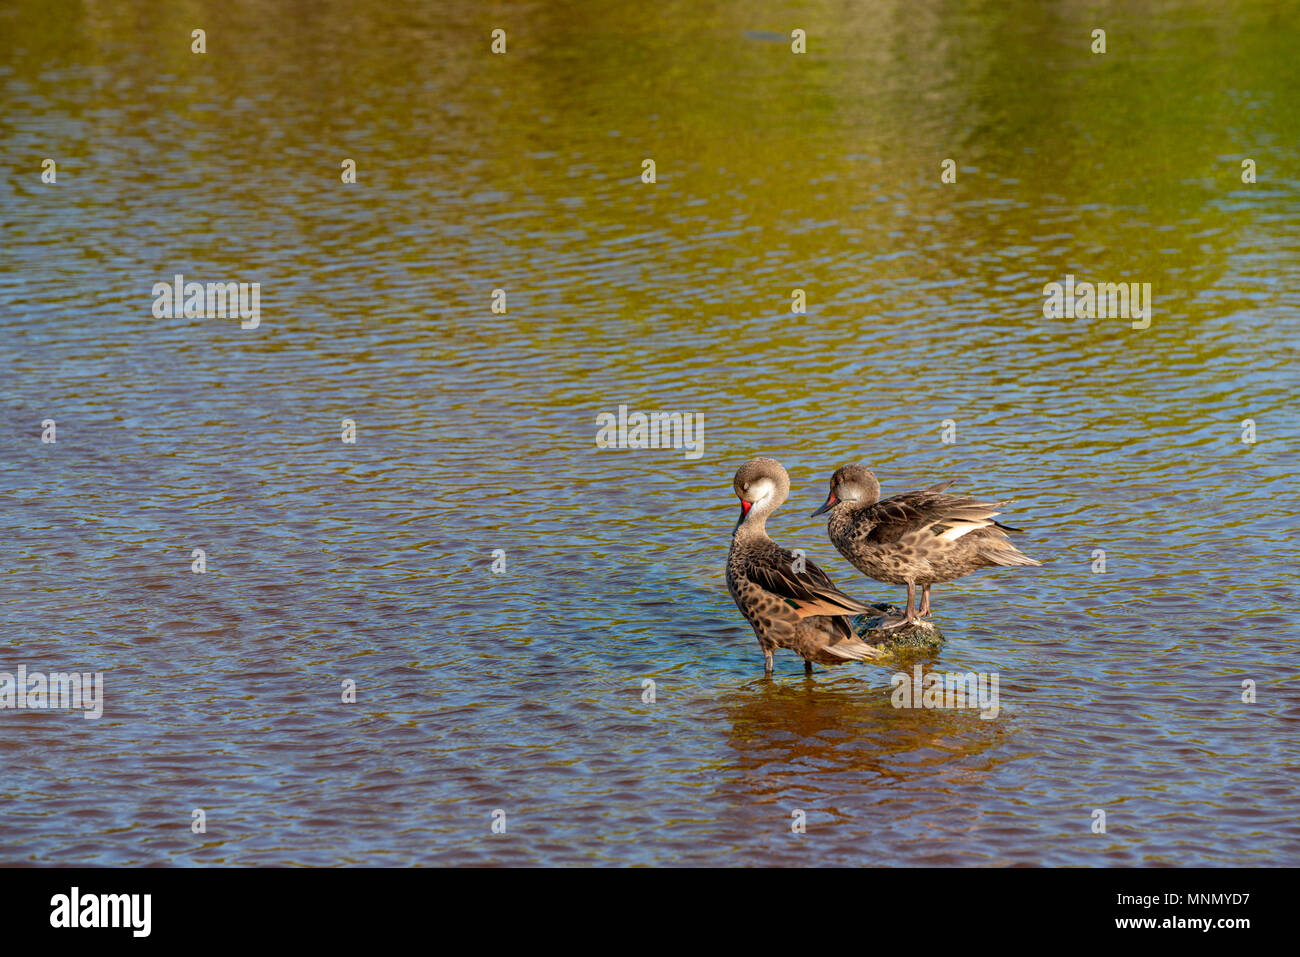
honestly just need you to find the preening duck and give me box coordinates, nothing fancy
[726,457,883,675]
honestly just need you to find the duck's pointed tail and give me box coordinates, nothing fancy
[823,628,886,661]
[981,544,1042,567]
[824,640,885,661]
[806,616,886,661]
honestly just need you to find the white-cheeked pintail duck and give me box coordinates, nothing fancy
[812,464,1040,627]
[726,457,883,675]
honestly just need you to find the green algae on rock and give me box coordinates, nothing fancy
[851,604,945,653]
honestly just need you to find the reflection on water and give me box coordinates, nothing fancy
[1,0,1298,865]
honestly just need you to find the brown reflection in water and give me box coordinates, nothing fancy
[704,665,1008,862]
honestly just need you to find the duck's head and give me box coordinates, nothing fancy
[812,464,881,516]
[732,456,790,526]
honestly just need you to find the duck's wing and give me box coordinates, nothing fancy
[741,543,873,618]
[864,488,1015,545]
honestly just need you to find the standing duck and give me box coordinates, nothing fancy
[726,457,883,675]
[812,464,1040,626]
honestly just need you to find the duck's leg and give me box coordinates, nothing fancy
[804,660,813,676]
[919,585,932,617]
[884,582,924,628]
[764,650,774,675]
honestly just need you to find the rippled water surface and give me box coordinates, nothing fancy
[2,0,1298,865]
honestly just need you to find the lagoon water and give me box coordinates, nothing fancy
[2,0,1298,865]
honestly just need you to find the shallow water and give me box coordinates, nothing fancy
[1,0,1298,865]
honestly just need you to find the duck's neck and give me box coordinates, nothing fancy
[826,499,869,532]
[733,499,779,543]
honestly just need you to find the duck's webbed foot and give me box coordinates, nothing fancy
[882,609,925,629]
[883,582,925,628]
[918,585,933,618]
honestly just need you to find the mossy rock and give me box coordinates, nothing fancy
[851,603,945,654]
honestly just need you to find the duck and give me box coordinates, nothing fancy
[726,457,883,675]
[812,464,1040,627]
